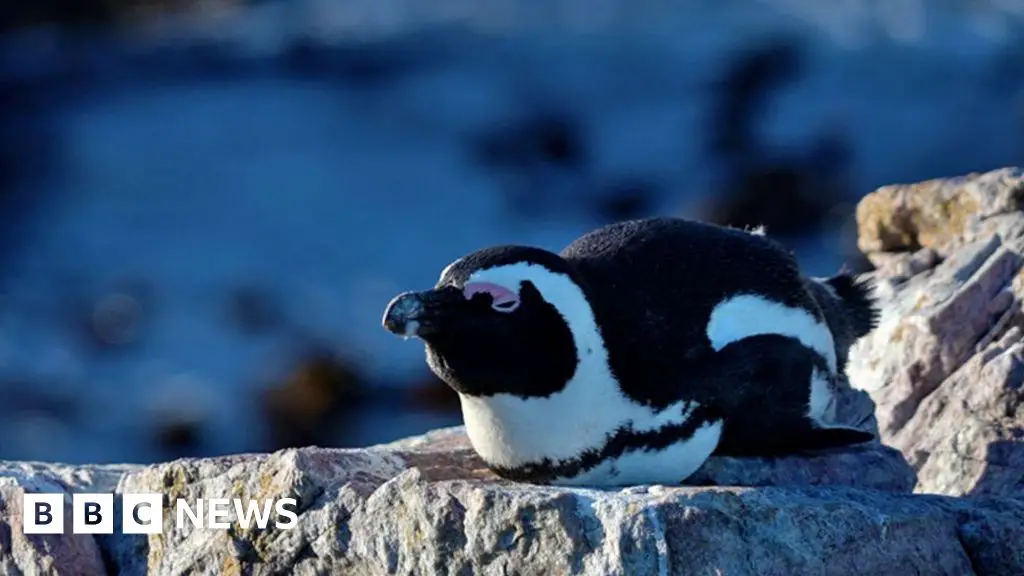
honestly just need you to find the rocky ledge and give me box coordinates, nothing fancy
[3,168,1024,575]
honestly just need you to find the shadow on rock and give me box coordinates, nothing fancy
[969,439,1024,498]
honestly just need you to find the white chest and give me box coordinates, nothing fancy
[457,383,723,486]
[562,422,723,486]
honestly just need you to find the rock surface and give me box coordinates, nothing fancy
[2,168,1024,574]
[0,427,1019,576]
[852,167,1024,497]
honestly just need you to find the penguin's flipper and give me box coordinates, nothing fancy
[702,333,876,457]
[781,422,875,454]
[716,419,874,457]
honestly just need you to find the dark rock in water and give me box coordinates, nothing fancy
[472,111,586,172]
[280,39,335,78]
[707,37,805,158]
[0,381,77,423]
[1,0,201,30]
[406,371,460,413]
[702,35,851,239]
[471,110,588,216]
[62,278,155,354]
[89,294,146,347]
[280,38,434,86]
[226,285,285,336]
[593,177,658,222]
[708,132,852,238]
[708,162,823,235]
[261,348,365,450]
[0,75,57,273]
[153,418,203,458]
[985,41,1024,95]
[0,1,105,29]
[706,163,826,237]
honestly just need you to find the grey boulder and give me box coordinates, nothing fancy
[0,429,1021,575]
[852,167,1024,497]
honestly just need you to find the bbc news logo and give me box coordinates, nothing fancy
[22,493,299,534]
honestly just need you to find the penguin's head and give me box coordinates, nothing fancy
[382,246,588,399]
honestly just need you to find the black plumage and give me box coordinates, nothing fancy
[385,216,879,482]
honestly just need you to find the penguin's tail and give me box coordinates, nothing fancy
[822,272,880,340]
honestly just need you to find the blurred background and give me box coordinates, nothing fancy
[1,0,1022,465]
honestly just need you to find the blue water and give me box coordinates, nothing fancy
[0,7,1021,463]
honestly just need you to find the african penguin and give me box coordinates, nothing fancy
[382,217,879,487]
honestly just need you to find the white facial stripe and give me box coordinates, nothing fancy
[458,262,710,479]
[706,294,838,373]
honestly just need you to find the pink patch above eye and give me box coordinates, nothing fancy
[463,282,520,311]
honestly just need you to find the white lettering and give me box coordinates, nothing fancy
[176,499,203,528]
[206,498,231,529]
[275,498,298,530]
[233,499,274,529]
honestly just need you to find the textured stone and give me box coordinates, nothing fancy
[0,465,122,576]
[1,429,1022,575]
[849,166,1024,498]
[856,167,1024,256]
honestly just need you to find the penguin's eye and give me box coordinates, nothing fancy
[463,282,520,314]
[491,299,520,313]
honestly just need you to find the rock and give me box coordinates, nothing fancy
[0,428,1021,575]
[0,463,133,575]
[383,427,915,493]
[856,167,1024,257]
[850,166,1024,497]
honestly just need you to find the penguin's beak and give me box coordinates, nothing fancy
[382,287,461,339]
